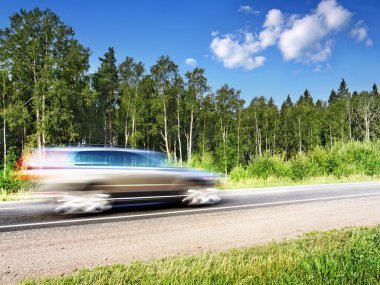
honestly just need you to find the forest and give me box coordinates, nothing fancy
[1,8,380,183]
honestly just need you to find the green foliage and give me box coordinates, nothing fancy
[0,8,90,147]
[0,147,24,192]
[186,152,219,172]
[226,141,380,182]
[229,165,248,182]
[290,153,314,180]
[247,155,290,180]
[21,226,380,285]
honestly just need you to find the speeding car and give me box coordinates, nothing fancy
[18,147,221,214]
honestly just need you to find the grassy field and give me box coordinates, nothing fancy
[21,225,380,285]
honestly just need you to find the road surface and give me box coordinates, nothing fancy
[1,181,380,284]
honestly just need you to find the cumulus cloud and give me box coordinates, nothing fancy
[210,33,265,70]
[259,9,284,49]
[185,58,197,67]
[210,0,372,70]
[351,21,373,46]
[238,5,260,15]
[279,0,351,63]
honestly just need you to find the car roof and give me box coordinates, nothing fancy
[33,147,164,156]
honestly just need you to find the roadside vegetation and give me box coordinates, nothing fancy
[0,147,30,200]
[21,225,380,285]
[221,141,380,187]
[1,141,380,200]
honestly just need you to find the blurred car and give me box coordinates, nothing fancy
[18,147,221,214]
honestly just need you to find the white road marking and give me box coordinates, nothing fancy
[1,192,379,230]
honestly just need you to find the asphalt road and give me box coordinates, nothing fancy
[1,181,380,284]
[1,181,380,231]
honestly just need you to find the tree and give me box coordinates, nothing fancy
[372,83,379,96]
[337,78,350,99]
[0,70,12,173]
[266,97,280,155]
[328,89,338,104]
[214,85,243,174]
[184,68,209,162]
[294,89,316,152]
[0,8,90,148]
[150,56,179,159]
[118,56,145,147]
[93,47,119,145]
[278,95,296,159]
[353,91,379,141]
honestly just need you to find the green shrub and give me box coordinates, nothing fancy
[186,152,219,172]
[229,165,248,182]
[247,155,289,180]
[0,147,26,194]
[307,146,329,176]
[290,153,314,180]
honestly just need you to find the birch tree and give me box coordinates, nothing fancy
[150,56,179,160]
[184,68,208,162]
[0,8,90,148]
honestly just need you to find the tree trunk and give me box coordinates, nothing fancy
[273,119,276,155]
[33,60,42,149]
[162,98,170,160]
[188,106,194,162]
[131,87,138,148]
[254,112,261,157]
[2,77,6,177]
[124,116,129,148]
[42,92,46,146]
[237,111,240,165]
[298,116,302,153]
[177,92,182,166]
[364,106,370,141]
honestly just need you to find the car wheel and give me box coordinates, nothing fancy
[54,192,111,215]
[182,188,221,206]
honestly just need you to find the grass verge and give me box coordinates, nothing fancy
[21,225,380,285]
[221,174,380,189]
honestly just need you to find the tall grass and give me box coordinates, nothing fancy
[228,141,380,183]
[21,225,380,285]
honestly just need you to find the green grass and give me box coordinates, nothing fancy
[221,174,380,189]
[21,225,380,285]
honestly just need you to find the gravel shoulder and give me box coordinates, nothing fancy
[1,196,380,284]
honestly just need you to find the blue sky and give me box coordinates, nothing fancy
[1,0,379,105]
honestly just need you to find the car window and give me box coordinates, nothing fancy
[27,150,73,167]
[74,151,154,167]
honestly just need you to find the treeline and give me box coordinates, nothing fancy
[1,8,380,174]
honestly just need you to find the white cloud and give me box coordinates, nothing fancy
[279,0,351,63]
[259,9,284,49]
[211,31,219,37]
[316,0,351,30]
[238,5,260,15]
[210,33,265,70]
[351,21,373,47]
[210,0,372,70]
[185,58,197,67]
